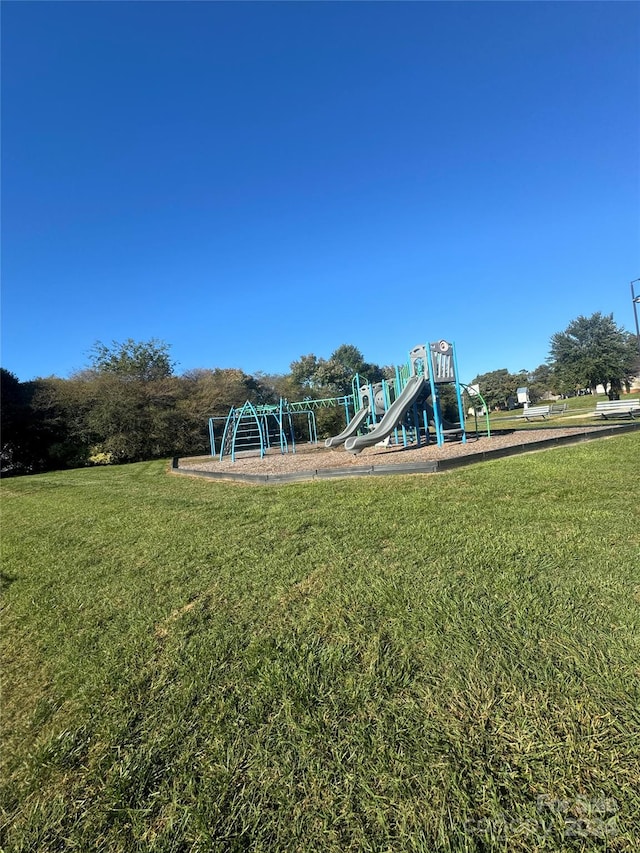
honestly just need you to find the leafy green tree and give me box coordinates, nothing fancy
[527,363,554,402]
[72,372,188,463]
[61,339,183,463]
[89,338,175,381]
[289,354,322,393]
[321,345,385,395]
[0,373,91,473]
[468,368,522,410]
[29,377,95,468]
[290,345,384,397]
[180,368,271,417]
[329,344,367,375]
[549,313,637,399]
[1,369,35,473]
[253,372,299,403]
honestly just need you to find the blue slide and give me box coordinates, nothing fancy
[344,375,427,454]
[325,405,371,448]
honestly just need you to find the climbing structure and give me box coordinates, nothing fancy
[218,401,265,462]
[211,394,354,461]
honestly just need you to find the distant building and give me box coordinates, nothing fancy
[595,377,640,395]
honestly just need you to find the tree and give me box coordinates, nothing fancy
[0,371,91,474]
[28,377,94,469]
[68,339,185,461]
[180,368,273,416]
[321,344,385,395]
[527,363,554,402]
[289,354,321,392]
[76,373,180,462]
[89,338,175,381]
[1,369,33,473]
[548,313,637,399]
[468,368,522,410]
[253,371,300,403]
[289,345,385,397]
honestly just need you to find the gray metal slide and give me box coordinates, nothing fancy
[344,375,427,454]
[324,405,371,448]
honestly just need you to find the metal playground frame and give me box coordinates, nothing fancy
[209,341,491,462]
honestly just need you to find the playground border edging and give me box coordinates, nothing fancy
[171,422,639,485]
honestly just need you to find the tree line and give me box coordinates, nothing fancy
[0,341,391,474]
[2,313,638,475]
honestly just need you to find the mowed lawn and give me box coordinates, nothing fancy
[1,435,639,852]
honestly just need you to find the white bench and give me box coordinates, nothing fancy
[519,405,552,420]
[592,399,640,419]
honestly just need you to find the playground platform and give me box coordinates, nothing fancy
[173,423,639,485]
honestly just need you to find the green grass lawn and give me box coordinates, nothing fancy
[2,435,639,852]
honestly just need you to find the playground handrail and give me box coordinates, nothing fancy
[460,383,491,438]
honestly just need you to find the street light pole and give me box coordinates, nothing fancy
[632,278,640,356]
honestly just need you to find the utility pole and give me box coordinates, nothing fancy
[632,278,640,356]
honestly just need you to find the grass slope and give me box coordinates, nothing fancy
[1,435,639,852]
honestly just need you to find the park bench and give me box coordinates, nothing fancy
[550,403,568,415]
[519,405,552,420]
[592,399,640,419]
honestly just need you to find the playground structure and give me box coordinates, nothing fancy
[342,341,468,454]
[325,379,389,448]
[210,341,491,462]
[209,394,353,463]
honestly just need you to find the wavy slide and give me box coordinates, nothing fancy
[344,375,427,455]
[324,405,371,448]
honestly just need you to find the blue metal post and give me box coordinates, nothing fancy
[288,408,296,453]
[426,355,444,447]
[209,418,216,456]
[278,399,287,454]
[219,407,235,460]
[411,400,420,447]
[451,342,467,444]
[422,406,430,445]
[368,382,376,425]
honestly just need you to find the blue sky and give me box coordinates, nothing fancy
[2,1,639,385]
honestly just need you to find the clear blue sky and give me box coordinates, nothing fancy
[2,1,639,384]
